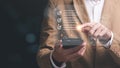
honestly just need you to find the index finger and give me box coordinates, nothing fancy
[81,23,96,31]
[81,23,95,28]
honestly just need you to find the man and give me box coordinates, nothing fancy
[37,0,120,68]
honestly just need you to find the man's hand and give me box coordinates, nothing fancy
[52,40,86,63]
[81,23,112,41]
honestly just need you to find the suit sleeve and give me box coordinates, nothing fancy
[108,32,120,65]
[36,0,58,68]
[107,1,120,65]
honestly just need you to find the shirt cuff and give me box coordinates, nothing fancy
[50,51,66,68]
[103,32,114,48]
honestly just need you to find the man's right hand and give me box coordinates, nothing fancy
[52,40,86,63]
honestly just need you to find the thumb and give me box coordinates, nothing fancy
[55,40,63,49]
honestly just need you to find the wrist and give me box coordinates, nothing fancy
[100,31,113,48]
[50,51,66,68]
[52,55,64,67]
[52,50,62,62]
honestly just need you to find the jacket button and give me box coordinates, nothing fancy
[57,24,62,30]
[57,11,62,16]
[57,18,62,23]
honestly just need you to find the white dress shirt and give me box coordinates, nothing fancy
[50,0,113,67]
[85,0,104,22]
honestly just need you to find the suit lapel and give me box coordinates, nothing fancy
[73,0,90,24]
[100,0,114,29]
[73,0,114,27]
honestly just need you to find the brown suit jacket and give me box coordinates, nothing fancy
[37,0,120,68]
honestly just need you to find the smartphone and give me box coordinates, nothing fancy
[62,38,83,49]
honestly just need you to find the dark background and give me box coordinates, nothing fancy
[1,0,48,68]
